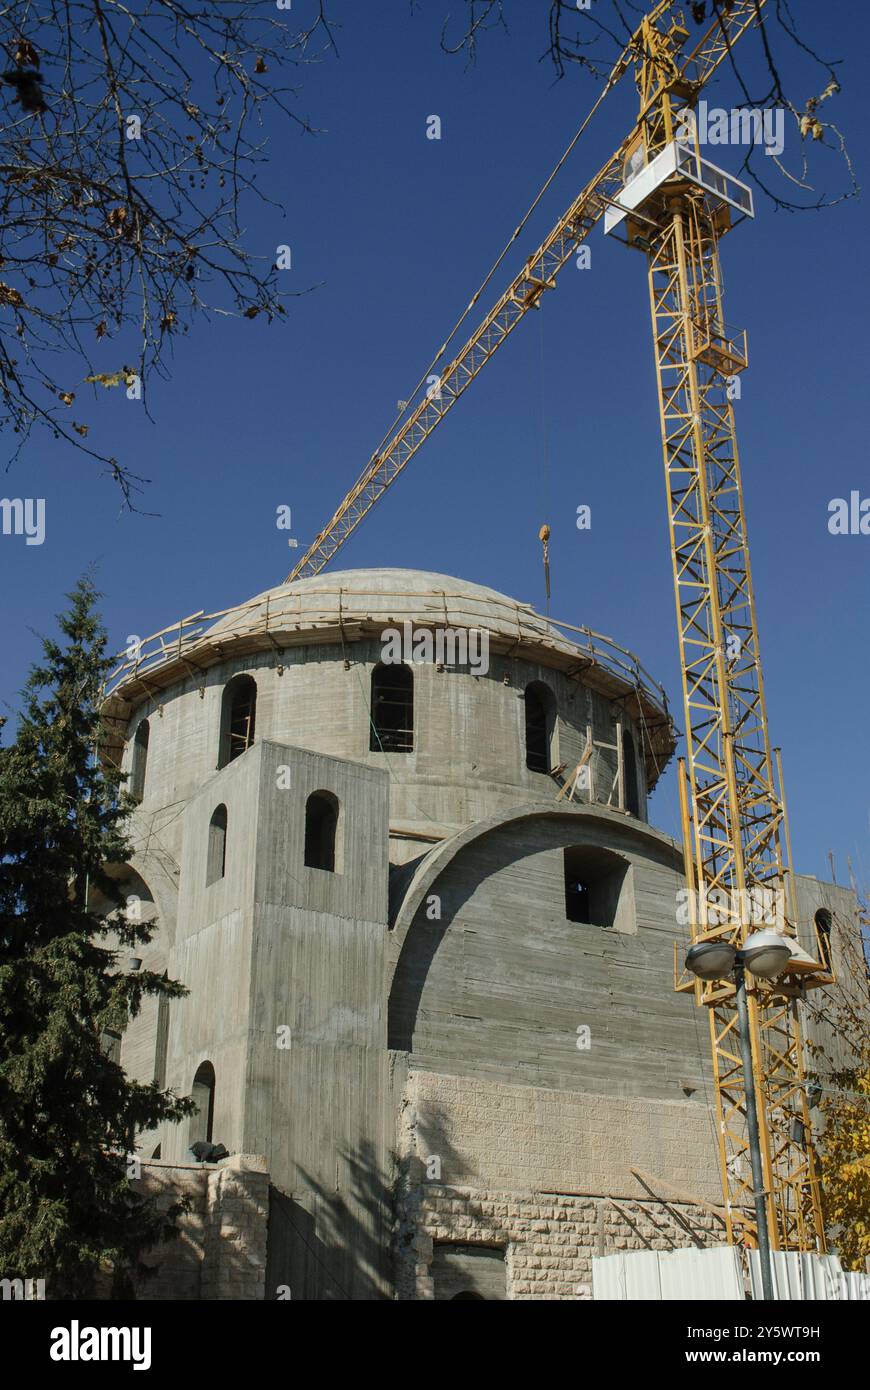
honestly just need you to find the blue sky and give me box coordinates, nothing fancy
[1,0,868,886]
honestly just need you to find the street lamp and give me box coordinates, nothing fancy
[685,928,792,1302]
[740,929,792,981]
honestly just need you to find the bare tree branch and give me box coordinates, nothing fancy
[437,1,857,214]
[440,0,506,61]
[0,0,336,500]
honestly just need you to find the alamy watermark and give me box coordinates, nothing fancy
[1,497,45,545]
[676,886,785,931]
[676,102,785,158]
[381,620,489,676]
[828,491,870,535]
[1,1277,45,1300]
[50,1322,151,1370]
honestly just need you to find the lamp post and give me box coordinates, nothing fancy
[685,929,792,1303]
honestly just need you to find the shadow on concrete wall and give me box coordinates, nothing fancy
[389,852,487,1051]
[388,823,555,1052]
[265,1140,393,1300]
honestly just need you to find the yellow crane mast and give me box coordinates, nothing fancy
[285,1,832,1255]
[633,11,825,1257]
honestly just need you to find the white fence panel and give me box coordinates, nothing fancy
[596,1247,865,1301]
[592,1251,662,1301]
[658,1247,745,1301]
[594,1248,743,1301]
[842,1271,870,1301]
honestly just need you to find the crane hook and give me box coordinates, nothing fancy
[539,523,551,610]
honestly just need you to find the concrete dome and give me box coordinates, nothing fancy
[102,567,675,791]
[204,567,597,657]
[109,566,667,705]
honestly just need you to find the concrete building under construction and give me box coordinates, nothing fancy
[100,567,859,1300]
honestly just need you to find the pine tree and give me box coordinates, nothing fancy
[0,576,193,1298]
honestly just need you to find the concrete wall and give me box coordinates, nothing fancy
[162,745,263,1161]
[385,804,729,1299]
[246,741,392,1300]
[398,1068,721,1201]
[146,738,392,1299]
[388,804,708,1101]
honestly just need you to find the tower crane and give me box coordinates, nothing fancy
[285,1,834,1260]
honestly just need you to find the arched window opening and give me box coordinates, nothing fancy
[130,719,150,801]
[151,1144,162,1160]
[452,1291,485,1300]
[304,791,339,872]
[207,804,228,885]
[814,908,833,972]
[190,1062,215,1146]
[219,674,257,768]
[564,846,632,930]
[524,682,555,774]
[622,730,641,818]
[370,663,414,753]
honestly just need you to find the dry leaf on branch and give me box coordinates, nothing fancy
[85,369,136,388]
[0,282,26,308]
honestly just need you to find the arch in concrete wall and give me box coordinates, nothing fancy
[130,718,150,801]
[389,802,680,944]
[370,661,414,753]
[622,729,641,818]
[190,1061,216,1146]
[387,800,683,1052]
[523,681,557,773]
[304,790,339,871]
[123,852,179,955]
[93,861,161,943]
[218,673,257,768]
[91,859,177,1109]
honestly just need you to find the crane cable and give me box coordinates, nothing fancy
[368,68,625,467]
[538,300,552,614]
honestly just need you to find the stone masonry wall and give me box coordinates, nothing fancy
[395,1068,729,1299]
[395,1183,724,1300]
[131,1154,269,1300]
